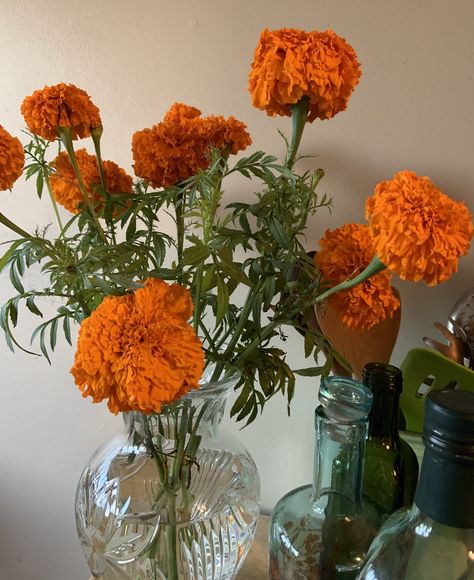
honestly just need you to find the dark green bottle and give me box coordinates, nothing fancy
[362,362,419,515]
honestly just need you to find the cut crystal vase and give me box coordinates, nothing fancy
[75,367,260,579]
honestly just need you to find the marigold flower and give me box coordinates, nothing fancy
[249,28,361,122]
[366,171,474,286]
[71,278,205,414]
[132,102,252,188]
[50,149,133,214]
[315,224,400,331]
[0,125,24,191]
[21,83,101,141]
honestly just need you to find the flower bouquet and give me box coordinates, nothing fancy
[0,26,472,579]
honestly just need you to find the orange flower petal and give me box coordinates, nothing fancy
[71,278,205,414]
[366,171,474,285]
[315,223,400,331]
[50,149,133,214]
[21,83,101,141]
[132,103,252,188]
[249,28,361,122]
[0,125,24,191]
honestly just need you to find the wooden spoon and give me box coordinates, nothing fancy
[315,288,401,379]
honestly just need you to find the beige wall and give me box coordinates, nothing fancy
[0,1,473,578]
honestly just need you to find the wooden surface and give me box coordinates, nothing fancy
[238,514,269,579]
[87,514,269,579]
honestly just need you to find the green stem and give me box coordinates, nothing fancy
[198,320,218,355]
[210,278,265,381]
[0,212,31,238]
[164,490,179,580]
[285,96,310,170]
[91,126,107,191]
[193,262,204,333]
[176,190,185,263]
[57,128,108,243]
[216,282,260,354]
[44,173,64,232]
[315,255,387,303]
[145,419,167,483]
[171,404,189,484]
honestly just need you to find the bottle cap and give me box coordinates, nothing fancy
[423,388,474,458]
[362,362,403,393]
[416,389,474,527]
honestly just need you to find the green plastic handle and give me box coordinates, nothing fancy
[400,348,474,433]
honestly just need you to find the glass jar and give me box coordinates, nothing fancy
[75,367,260,579]
[269,376,383,579]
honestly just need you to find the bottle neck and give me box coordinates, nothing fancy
[415,443,474,528]
[368,387,400,441]
[312,406,368,509]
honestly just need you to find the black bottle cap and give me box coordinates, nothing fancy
[423,388,474,458]
[415,389,474,528]
[362,362,403,393]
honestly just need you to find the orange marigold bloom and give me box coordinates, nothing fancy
[249,28,361,122]
[366,171,474,286]
[132,102,252,188]
[315,224,400,331]
[50,149,133,214]
[0,125,24,191]
[71,278,205,414]
[21,83,101,141]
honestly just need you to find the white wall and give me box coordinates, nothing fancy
[0,1,473,579]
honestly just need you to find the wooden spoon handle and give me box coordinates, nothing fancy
[315,288,401,379]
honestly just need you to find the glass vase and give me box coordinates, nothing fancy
[75,367,260,579]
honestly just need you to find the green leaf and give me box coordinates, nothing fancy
[238,213,252,235]
[36,171,44,198]
[257,368,272,396]
[216,254,251,286]
[294,366,324,377]
[236,396,256,422]
[268,218,290,249]
[26,296,43,318]
[181,243,210,266]
[126,217,136,240]
[0,240,24,272]
[216,276,229,326]
[201,264,217,291]
[9,301,18,327]
[63,316,72,345]
[252,291,263,331]
[50,317,59,351]
[230,383,250,418]
[39,327,51,363]
[304,331,313,358]
[263,275,276,307]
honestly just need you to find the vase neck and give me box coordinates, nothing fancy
[312,406,368,510]
[124,370,239,440]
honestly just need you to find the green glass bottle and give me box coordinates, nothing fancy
[269,376,383,579]
[362,363,419,515]
[357,388,474,579]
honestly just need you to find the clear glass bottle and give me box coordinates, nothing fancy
[362,363,419,515]
[269,376,383,580]
[357,388,474,580]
